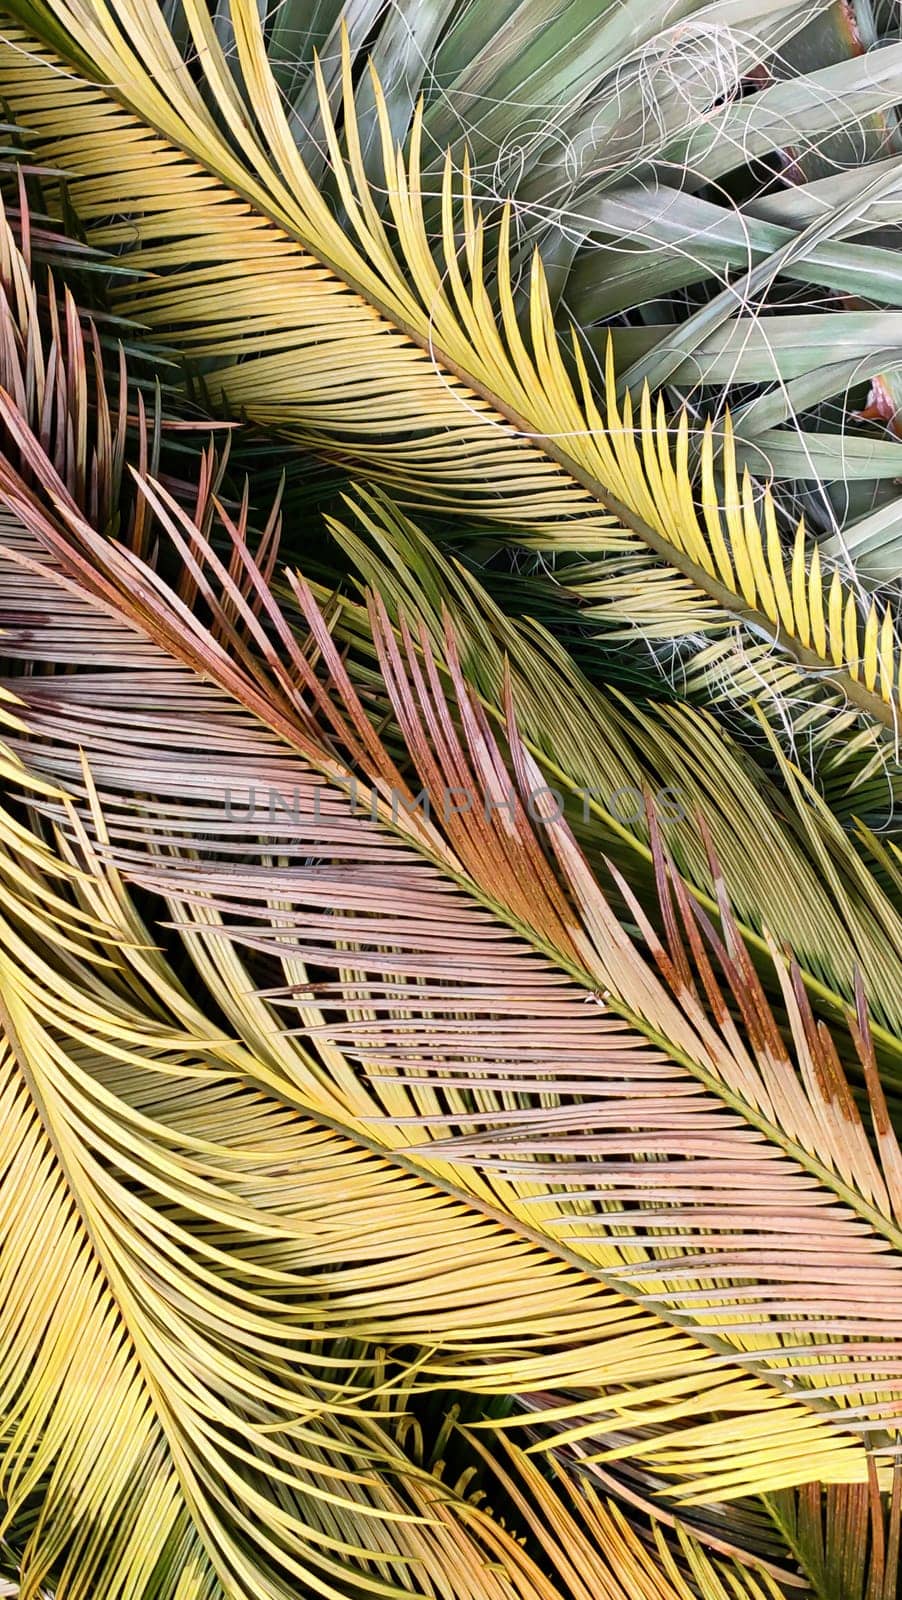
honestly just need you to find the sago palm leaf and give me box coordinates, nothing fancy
[4,750,824,1600]
[0,1,899,822]
[0,252,816,1574]
[1,171,889,1066]
[0,455,875,1495]
[11,752,776,1600]
[2,227,902,1599]
[7,289,902,1488]
[85,0,902,562]
[312,487,902,1052]
[465,1438,791,1600]
[0,411,872,1600]
[764,1467,902,1600]
[458,535,902,835]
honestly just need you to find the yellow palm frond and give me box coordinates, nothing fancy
[0,716,874,1600]
[10,732,838,1599]
[4,401,902,1497]
[467,1437,788,1600]
[3,773,536,1600]
[0,186,894,1522]
[0,1,899,751]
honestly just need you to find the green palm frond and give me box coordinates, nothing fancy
[764,1466,902,1600]
[0,1,899,819]
[312,486,902,1050]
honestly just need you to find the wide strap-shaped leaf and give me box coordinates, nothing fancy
[0,1,900,783]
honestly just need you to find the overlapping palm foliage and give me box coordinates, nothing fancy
[0,3,901,1598]
[1,0,901,825]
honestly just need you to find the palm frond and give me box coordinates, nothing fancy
[3,496,877,1495]
[464,1437,789,1600]
[1,18,901,1593]
[312,487,902,1052]
[7,325,902,1489]
[765,1464,901,1600]
[0,2,899,813]
[4,753,605,1600]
